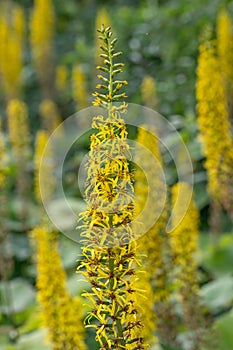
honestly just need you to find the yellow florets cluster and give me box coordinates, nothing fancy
[170,182,199,294]
[141,76,158,109]
[7,99,30,199]
[7,99,30,162]
[56,65,68,93]
[30,0,54,91]
[79,243,147,349]
[72,65,89,110]
[196,40,233,216]
[217,9,233,87]
[135,127,168,295]
[32,225,86,350]
[78,111,146,348]
[134,126,168,343]
[39,99,62,134]
[0,5,25,99]
[34,130,54,204]
[169,183,207,348]
[78,26,148,350]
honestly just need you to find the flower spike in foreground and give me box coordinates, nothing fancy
[78,25,148,349]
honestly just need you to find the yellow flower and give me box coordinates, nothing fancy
[7,99,30,197]
[30,0,55,95]
[7,99,30,161]
[78,26,148,349]
[170,182,199,293]
[217,9,233,90]
[134,126,169,344]
[196,40,233,218]
[0,5,25,99]
[169,182,209,347]
[141,76,158,109]
[72,65,89,110]
[13,6,25,43]
[55,65,68,93]
[39,99,62,134]
[32,225,86,350]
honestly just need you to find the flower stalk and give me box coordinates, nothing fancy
[78,25,147,349]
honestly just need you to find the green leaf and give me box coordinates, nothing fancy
[0,279,35,314]
[216,310,233,350]
[47,197,84,233]
[16,329,51,350]
[19,306,41,335]
[201,234,233,276]
[58,235,80,269]
[200,275,233,310]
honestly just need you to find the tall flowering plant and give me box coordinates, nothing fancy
[78,26,148,350]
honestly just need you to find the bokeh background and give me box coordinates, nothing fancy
[0,0,233,349]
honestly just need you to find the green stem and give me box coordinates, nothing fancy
[107,35,113,110]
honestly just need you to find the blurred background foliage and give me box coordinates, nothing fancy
[0,0,233,349]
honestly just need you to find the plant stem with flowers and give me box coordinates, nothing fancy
[78,25,148,350]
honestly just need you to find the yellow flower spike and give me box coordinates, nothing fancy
[72,64,89,110]
[32,225,86,350]
[141,75,158,109]
[0,5,25,99]
[170,183,199,293]
[196,39,233,218]
[55,64,68,93]
[7,99,30,198]
[169,182,209,347]
[39,99,62,134]
[134,125,169,344]
[13,6,25,43]
[7,99,30,160]
[30,0,55,96]
[217,9,233,100]
[78,26,148,349]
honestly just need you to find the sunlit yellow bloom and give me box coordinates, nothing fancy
[141,76,158,109]
[134,126,168,344]
[55,65,68,93]
[7,99,30,162]
[78,26,148,349]
[217,10,233,89]
[196,40,233,217]
[0,5,25,99]
[170,182,199,293]
[169,182,207,347]
[30,0,54,94]
[13,6,25,43]
[39,99,62,134]
[72,65,89,110]
[32,225,86,350]
[7,99,30,198]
